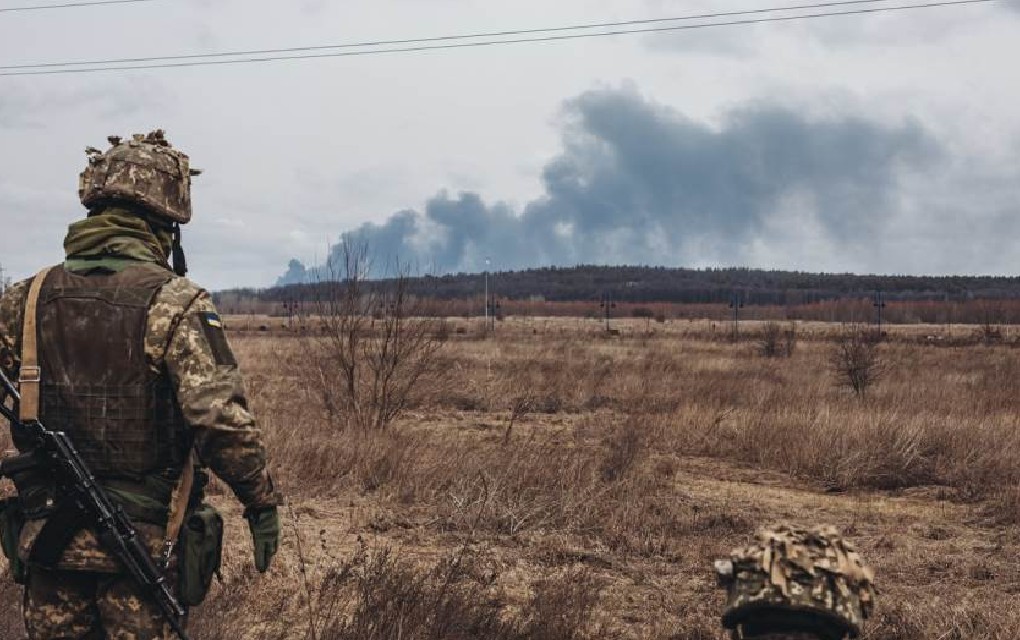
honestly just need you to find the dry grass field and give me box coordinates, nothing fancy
[4,316,1020,639]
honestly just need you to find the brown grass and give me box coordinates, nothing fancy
[3,317,1020,638]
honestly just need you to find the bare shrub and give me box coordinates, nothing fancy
[307,241,446,431]
[782,322,798,357]
[521,567,605,640]
[983,484,1020,526]
[600,416,647,482]
[193,544,609,640]
[975,322,1003,345]
[831,324,883,396]
[315,546,516,640]
[758,321,796,358]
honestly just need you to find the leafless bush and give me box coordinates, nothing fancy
[600,416,647,482]
[758,321,797,358]
[521,568,605,640]
[983,484,1020,526]
[831,324,883,396]
[315,546,515,640]
[975,322,1003,345]
[197,543,608,640]
[782,322,798,357]
[307,241,446,431]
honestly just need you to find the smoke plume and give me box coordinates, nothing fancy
[279,87,938,284]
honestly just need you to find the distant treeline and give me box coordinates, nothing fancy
[215,265,1020,324]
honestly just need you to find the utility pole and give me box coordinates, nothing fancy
[600,293,616,332]
[0,263,5,296]
[487,293,500,333]
[873,290,886,334]
[483,257,491,334]
[729,290,745,342]
[944,290,952,337]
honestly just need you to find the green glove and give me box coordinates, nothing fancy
[245,506,280,573]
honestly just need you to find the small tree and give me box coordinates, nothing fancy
[759,321,797,358]
[307,241,446,431]
[975,300,1004,345]
[831,324,883,397]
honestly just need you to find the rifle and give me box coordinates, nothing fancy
[0,367,190,640]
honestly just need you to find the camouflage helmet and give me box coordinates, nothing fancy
[78,130,201,224]
[714,525,876,640]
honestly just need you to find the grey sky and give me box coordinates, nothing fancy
[0,0,1017,289]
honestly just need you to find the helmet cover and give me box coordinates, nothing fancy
[78,130,200,224]
[714,525,876,640]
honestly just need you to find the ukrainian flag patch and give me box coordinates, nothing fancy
[198,312,237,367]
[203,312,223,329]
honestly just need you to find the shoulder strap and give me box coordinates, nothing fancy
[19,266,55,422]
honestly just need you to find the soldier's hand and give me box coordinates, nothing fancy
[244,506,280,573]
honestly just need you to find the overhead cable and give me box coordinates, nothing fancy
[1,0,929,70]
[0,0,997,76]
[0,0,157,13]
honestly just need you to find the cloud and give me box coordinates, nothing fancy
[280,86,940,283]
[0,79,170,130]
[642,0,1019,58]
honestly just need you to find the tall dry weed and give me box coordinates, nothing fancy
[192,544,610,640]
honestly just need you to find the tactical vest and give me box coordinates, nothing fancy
[15,264,189,488]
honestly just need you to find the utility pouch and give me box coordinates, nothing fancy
[178,503,223,606]
[0,498,28,584]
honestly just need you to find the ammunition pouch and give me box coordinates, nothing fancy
[1,449,56,520]
[178,503,223,606]
[0,498,28,584]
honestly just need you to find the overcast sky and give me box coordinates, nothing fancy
[0,0,1018,289]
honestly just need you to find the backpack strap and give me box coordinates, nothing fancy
[19,266,54,423]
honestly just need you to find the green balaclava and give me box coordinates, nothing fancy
[63,204,184,274]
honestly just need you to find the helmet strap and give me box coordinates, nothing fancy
[171,223,188,277]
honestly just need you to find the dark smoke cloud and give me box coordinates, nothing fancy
[279,87,937,284]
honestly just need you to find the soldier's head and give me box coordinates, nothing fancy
[715,525,876,640]
[79,130,200,224]
[78,130,200,275]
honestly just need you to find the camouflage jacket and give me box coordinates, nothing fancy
[0,216,280,571]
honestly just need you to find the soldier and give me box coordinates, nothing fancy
[0,130,281,639]
[714,524,877,640]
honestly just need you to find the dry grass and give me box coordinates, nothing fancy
[3,317,1020,638]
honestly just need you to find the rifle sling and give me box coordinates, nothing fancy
[164,449,195,557]
[27,503,90,567]
[19,266,54,422]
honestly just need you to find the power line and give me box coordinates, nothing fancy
[0,0,996,76]
[0,0,157,13]
[0,0,928,70]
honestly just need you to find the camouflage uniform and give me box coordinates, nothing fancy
[714,525,876,640]
[0,131,280,639]
[24,567,178,640]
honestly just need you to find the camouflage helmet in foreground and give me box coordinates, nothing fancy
[78,130,201,224]
[714,525,876,640]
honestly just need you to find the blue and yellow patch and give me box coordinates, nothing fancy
[198,312,237,367]
[202,312,223,329]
